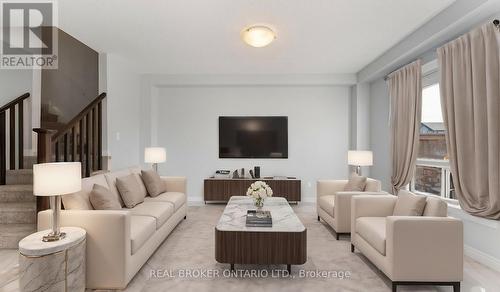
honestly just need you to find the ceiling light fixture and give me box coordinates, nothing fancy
[241,25,276,48]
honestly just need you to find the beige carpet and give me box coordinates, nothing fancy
[124,204,440,292]
[2,203,498,292]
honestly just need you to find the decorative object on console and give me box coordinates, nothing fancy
[144,147,167,172]
[347,150,373,175]
[249,170,255,178]
[232,169,240,179]
[241,168,245,178]
[254,166,261,178]
[214,170,231,179]
[246,181,273,209]
[141,169,167,197]
[33,162,82,242]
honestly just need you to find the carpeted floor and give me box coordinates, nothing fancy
[2,203,500,292]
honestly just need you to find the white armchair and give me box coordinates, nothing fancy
[351,194,463,292]
[316,178,386,239]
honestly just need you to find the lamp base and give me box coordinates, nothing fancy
[42,232,66,242]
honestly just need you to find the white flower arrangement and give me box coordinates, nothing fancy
[246,181,273,207]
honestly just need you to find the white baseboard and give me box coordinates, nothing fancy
[464,244,500,273]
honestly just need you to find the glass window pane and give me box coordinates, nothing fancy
[414,166,442,196]
[419,83,447,159]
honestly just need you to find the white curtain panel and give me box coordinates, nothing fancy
[438,22,500,219]
[387,60,422,195]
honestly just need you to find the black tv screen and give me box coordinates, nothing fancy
[219,116,288,158]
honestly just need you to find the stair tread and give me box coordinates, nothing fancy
[0,184,33,192]
[0,223,36,235]
[0,202,36,211]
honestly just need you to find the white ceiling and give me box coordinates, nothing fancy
[58,0,455,75]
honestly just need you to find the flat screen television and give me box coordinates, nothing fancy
[219,116,288,159]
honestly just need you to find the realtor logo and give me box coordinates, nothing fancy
[1,1,58,69]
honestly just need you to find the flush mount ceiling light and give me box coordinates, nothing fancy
[241,25,276,48]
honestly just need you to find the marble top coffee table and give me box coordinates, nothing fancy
[215,196,307,272]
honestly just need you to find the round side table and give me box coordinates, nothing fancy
[18,227,86,292]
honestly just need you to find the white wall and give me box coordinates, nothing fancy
[104,54,141,170]
[368,79,391,191]
[153,85,350,202]
[0,70,32,105]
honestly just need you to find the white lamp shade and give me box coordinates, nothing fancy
[145,147,167,163]
[33,162,82,196]
[348,150,373,166]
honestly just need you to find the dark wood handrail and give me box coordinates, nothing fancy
[0,92,30,112]
[51,92,106,141]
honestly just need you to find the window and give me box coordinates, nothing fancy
[410,77,456,201]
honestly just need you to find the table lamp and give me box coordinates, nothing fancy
[145,147,167,172]
[348,150,373,175]
[33,162,81,242]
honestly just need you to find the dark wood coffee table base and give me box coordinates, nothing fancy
[215,229,307,271]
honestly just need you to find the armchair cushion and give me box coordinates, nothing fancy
[423,196,448,217]
[318,195,335,217]
[144,192,186,211]
[344,174,367,191]
[393,191,426,216]
[89,184,122,210]
[130,215,156,254]
[356,217,386,255]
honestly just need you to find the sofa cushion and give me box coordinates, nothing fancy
[356,217,387,255]
[62,174,108,210]
[318,195,335,217]
[344,173,367,191]
[130,215,156,254]
[144,192,186,211]
[141,170,167,197]
[423,196,448,217]
[129,201,174,229]
[116,174,146,208]
[89,184,122,210]
[129,167,149,197]
[104,169,131,207]
[393,190,427,216]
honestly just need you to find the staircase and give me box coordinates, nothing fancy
[0,93,36,249]
[0,92,107,249]
[0,170,36,248]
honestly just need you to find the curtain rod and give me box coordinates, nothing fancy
[383,19,500,81]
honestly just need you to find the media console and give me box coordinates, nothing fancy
[204,178,301,203]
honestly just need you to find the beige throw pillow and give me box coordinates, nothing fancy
[141,169,166,197]
[393,191,427,216]
[89,184,122,210]
[344,173,367,191]
[116,174,145,208]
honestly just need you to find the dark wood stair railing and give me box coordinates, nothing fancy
[0,92,31,185]
[33,92,107,212]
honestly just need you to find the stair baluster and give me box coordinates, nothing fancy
[33,93,106,213]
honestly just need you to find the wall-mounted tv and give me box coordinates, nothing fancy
[219,116,288,159]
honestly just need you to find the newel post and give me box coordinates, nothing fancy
[33,128,56,213]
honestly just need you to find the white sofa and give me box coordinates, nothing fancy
[37,166,187,290]
[351,193,463,292]
[317,178,385,239]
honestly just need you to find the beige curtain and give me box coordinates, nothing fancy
[438,23,500,219]
[387,60,422,195]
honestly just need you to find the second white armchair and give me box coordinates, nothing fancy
[316,178,386,239]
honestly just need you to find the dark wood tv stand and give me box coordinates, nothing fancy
[204,178,301,203]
